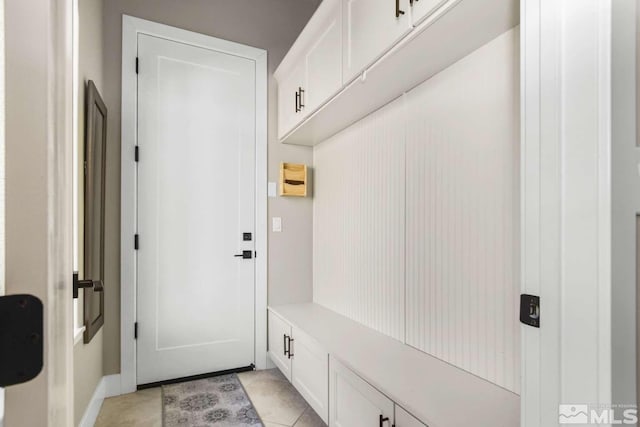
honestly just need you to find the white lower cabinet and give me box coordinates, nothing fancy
[268,310,329,422]
[268,310,292,380]
[290,327,329,423]
[269,310,429,427]
[409,0,447,26]
[395,406,426,427]
[329,356,394,427]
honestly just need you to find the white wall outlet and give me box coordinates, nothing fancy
[272,217,282,232]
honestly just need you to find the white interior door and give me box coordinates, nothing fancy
[136,33,256,385]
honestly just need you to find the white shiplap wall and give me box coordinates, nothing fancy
[313,29,520,393]
[405,29,520,393]
[313,97,406,341]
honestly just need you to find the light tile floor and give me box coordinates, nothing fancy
[94,369,326,427]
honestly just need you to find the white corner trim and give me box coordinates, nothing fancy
[78,374,121,427]
[74,326,86,346]
[120,15,268,394]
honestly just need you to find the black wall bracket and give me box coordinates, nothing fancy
[0,294,44,387]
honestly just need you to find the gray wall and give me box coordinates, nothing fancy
[102,0,319,375]
[612,0,638,412]
[74,0,105,421]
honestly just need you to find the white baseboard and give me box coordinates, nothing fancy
[79,374,121,427]
[103,374,122,398]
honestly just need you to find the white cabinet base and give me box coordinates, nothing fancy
[329,356,394,427]
[395,406,426,427]
[268,310,292,380]
[291,328,329,423]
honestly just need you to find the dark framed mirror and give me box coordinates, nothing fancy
[83,80,107,343]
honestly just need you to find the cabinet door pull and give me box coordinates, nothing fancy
[298,87,305,109]
[379,415,393,427]
[284,334,289,356]
[288,338,295,359]
[295,91,300,113]
[395,0,405,17]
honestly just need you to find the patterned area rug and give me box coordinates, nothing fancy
[162,373,264,426]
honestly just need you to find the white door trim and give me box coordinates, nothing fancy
[120,15,268,394]
[521,1,613,425]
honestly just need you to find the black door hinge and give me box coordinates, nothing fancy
[134,234,139,250]
[134,146,139,162]
[134,322,138,339]
[135,57,139,74]
[520,294,540,328]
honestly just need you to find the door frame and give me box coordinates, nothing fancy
[120,15,268,394]
[4,0,75,424]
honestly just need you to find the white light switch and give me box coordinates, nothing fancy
[272,217,282,232]
[268,182,277,198]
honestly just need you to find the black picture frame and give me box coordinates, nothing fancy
[83,80,107,343]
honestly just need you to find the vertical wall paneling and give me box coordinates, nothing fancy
[313,97,406,341]
[404,29,520,393]
[313,28,520,393]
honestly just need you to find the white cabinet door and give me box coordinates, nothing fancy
[409,0,446,26]
[395,406,426,427]
[268,310,292,380]
[291,328,329,423]
[304,0,343,113]
[277,61,306,139]
[342,0,413,83]
[329,356,394,427]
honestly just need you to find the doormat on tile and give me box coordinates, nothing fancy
[162,373,264,426]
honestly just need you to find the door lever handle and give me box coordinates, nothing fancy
[73,272,104,299]
[234,250,253,259]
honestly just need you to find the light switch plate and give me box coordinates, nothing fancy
[268,182,277,198]
[272,217,282,232]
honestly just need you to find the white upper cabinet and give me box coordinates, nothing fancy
[277,61,306,139]
[276,0,518,145]
[268,310,293,380]
[342,0,413,83]
[304,0,343,114]
[276,0,343,139]
[409,0,447,26]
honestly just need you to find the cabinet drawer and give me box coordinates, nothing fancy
[268,310,292,380]
[395,406,426,427]
[291,327,329,423]
[329,356,394,427]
